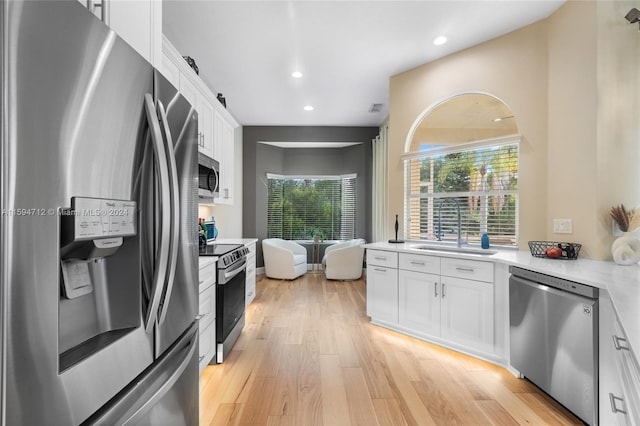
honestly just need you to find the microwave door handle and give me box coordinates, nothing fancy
[143,94,171,333]
[156,100,180,326]
[207,170,216,192]
[213,167,219,193]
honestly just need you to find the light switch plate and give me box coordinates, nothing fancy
[553,219,573,234]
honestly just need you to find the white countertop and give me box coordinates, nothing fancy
[365,241,640,360]
[198,256,217,269]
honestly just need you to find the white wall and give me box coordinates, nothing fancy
[389,0,640,260]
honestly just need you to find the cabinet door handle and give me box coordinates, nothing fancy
[374,268,387,273]
[455,266,474,272]
[612,335,630,351]
[374,256,387,261]
[609,393,627,414]
[434,282,438,297]
[196,314,204,321]
[199,356,205,362]
[87,0,109,25]
[410,261,425,266]
[442,283,446,298]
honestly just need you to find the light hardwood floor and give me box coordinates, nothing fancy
[199,274,583,426]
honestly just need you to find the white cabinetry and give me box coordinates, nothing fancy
[78,0,161,66]
[440,258,494,352]
[600,292,640,425]
[366,250,398,324]
[397,254,494,355]
[366,249,496,360]
[160,36,239,205]
[198,259,217,372]
[214,110,235,205]
[179,75,215,160]
[399,269,440,335]
[245,242,257,307]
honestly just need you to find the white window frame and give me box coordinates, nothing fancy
[402,135,520,247]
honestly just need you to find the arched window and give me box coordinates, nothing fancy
[403,93,520,247]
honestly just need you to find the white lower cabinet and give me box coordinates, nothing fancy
[368,250,495,359]
[366,250,399,323]
[399,270,440,334]
[367,266,398,323]
[600,292,640,425]
[440,276,493,352]
[245,242,257,307]
[198,259,217,372]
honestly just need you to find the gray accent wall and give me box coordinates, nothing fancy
[242,126,378,267]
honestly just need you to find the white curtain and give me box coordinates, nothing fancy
[372,119,389,242]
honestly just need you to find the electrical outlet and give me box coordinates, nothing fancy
[553,219,573,234]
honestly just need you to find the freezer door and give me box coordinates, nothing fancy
[2,2,156,424]
[152,71,199,358]
[84,322,199,426]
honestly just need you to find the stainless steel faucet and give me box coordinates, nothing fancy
[437,198,463,247]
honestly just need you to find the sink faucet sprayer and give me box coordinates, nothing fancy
[437,198,464,248]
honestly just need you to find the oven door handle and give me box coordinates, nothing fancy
[219,259,247,284]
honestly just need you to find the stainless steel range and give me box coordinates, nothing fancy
[200,243,249,363]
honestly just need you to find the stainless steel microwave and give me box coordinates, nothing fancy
[198,152,219,203]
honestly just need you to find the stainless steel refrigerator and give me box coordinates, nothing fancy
[1,1,199,424]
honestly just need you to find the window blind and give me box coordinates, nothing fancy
[267,174,357,241]
[404,140,519,246]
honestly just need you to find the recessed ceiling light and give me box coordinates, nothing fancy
[433,35,447,46]
[292,71,303,78]
[303,105,314,111]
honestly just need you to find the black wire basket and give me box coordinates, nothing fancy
[528,241,582,260]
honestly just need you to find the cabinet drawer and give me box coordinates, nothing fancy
[441,257,493,283]
[367,250,398,269]
[198,285,215,332]
[246,260,256,275]
[199,321,215,372]
[611,317,640,423]
[199,260,216,291]
[399,253,440,274]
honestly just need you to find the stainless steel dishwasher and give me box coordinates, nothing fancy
[509,266,598,425]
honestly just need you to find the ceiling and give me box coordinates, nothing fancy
[163,1,564,128]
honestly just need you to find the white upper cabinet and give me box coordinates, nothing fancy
[78,0,162,67]
[214,110,235,205]
[160,36,239,205]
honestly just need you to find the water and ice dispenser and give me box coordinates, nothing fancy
[58,197,140,372]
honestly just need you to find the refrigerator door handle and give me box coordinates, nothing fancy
[120,331,198,426]
[143,94,172,333]
[156,100,181,325]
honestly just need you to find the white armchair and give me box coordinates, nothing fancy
[322,239,366,280]
[262,238,308,280]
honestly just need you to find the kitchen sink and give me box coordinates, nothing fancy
[412,245,497,255]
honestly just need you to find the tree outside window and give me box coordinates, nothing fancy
[267,174,356,241]
[405,142,518,246]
